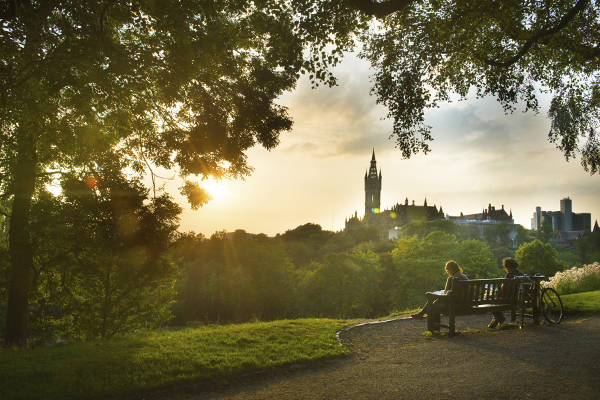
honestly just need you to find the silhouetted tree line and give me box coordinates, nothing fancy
[171,221,600,326]
[3,209,599,341]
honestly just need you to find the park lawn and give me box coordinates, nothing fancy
[1,290,599,400]
[0,318,350,400]
[561,290,600,314]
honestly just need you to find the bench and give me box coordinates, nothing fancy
[425,276,541,336]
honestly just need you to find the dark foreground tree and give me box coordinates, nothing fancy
[0,1,357,344]
[29,166,181,339]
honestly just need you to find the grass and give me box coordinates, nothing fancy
[0,318,350,400]
[2,291,599,400]
[562,290,600,313]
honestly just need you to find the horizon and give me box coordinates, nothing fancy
[151,52,600,238]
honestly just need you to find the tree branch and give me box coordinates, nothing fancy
[36,170,65,177]
[480,0,589,68]
[345,0,418,18]
[98,1,118,37]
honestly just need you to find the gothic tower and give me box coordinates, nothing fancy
[364,149,382,215]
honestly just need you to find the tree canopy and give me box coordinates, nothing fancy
[354,0,600,173]
[0,0,355,344]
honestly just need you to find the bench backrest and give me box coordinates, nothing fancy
[449,278,522,306]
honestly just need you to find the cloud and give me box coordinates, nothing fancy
[277,54,396,159]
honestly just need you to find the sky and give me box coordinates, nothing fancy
[158,53,600,238]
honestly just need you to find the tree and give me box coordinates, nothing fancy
[515,239,561,277]
[399,220,463,239]
[174,232,297,324]
[3,0,597,344]
[11,167,183,340]
[515,225,532,246]
[298,251,382,318]
[536,219,557,243]
[456,239,498,279]
[391,231,458,308]
[0,1,357,344]
[483,223,512,247]
[282,223,326,242]
[345,225,381,244]
[319,233,356,255]
[353,0,600,173]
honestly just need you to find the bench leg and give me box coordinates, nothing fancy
[448,315,455,337]
[428,313,441,332]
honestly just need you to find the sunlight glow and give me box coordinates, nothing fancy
[205,181,227,200]
[46,183,62,196]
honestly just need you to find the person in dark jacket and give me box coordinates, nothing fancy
[410,260,468,319]
[488,257,524,328]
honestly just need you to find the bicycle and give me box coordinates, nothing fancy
[516,275,563,329]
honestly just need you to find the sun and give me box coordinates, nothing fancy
[205,181,226,200]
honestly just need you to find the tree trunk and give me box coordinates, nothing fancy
[5,148,37,345]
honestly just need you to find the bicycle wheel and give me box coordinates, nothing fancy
[541,288,563,324]
[518,289,525,329]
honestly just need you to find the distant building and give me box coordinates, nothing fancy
[449,203,513,224]
[554,230,587,249]
[364,149,382,216]
[345,150,466,239]
[345,151,518,241]
[447,204,517,245]
[531,197,591,232]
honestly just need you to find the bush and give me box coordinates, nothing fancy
[545,263,600,295]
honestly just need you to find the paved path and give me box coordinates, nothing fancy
[143,314,600,400]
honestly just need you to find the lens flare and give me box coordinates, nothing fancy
[85,175,99,188]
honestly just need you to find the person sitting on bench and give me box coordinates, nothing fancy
[488,257,524,328]
[410,260,468,320]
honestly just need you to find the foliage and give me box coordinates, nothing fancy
[0,319,349,400]
[391,232,458,309]
[483,223,512,247]
[555,249,585,270]
[399,220,464,239]
[298,251,382,318]
[174,231,297,324]
[4,0,597,343]
[319,234,357,255]
[487,243,516,268]
[515,239,562,277]
[344,225,382,244]
[352,239,396,255]
[574,230,600,264]
[25,169,182,340]
[515,225,532,246]
[391,258,448,310]
[0,0,357,343]
[536,219,557,243]
[455,240,499,279]
[545,263,600,295]
[357,0,600,173]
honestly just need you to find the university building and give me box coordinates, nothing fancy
[345,150,511,240]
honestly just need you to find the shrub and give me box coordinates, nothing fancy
[545,263,600,295]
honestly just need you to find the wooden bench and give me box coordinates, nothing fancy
[425,276,541,336]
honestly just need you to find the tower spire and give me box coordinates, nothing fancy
[365,149,382,216]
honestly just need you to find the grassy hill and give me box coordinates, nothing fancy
[1,291,599,400]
